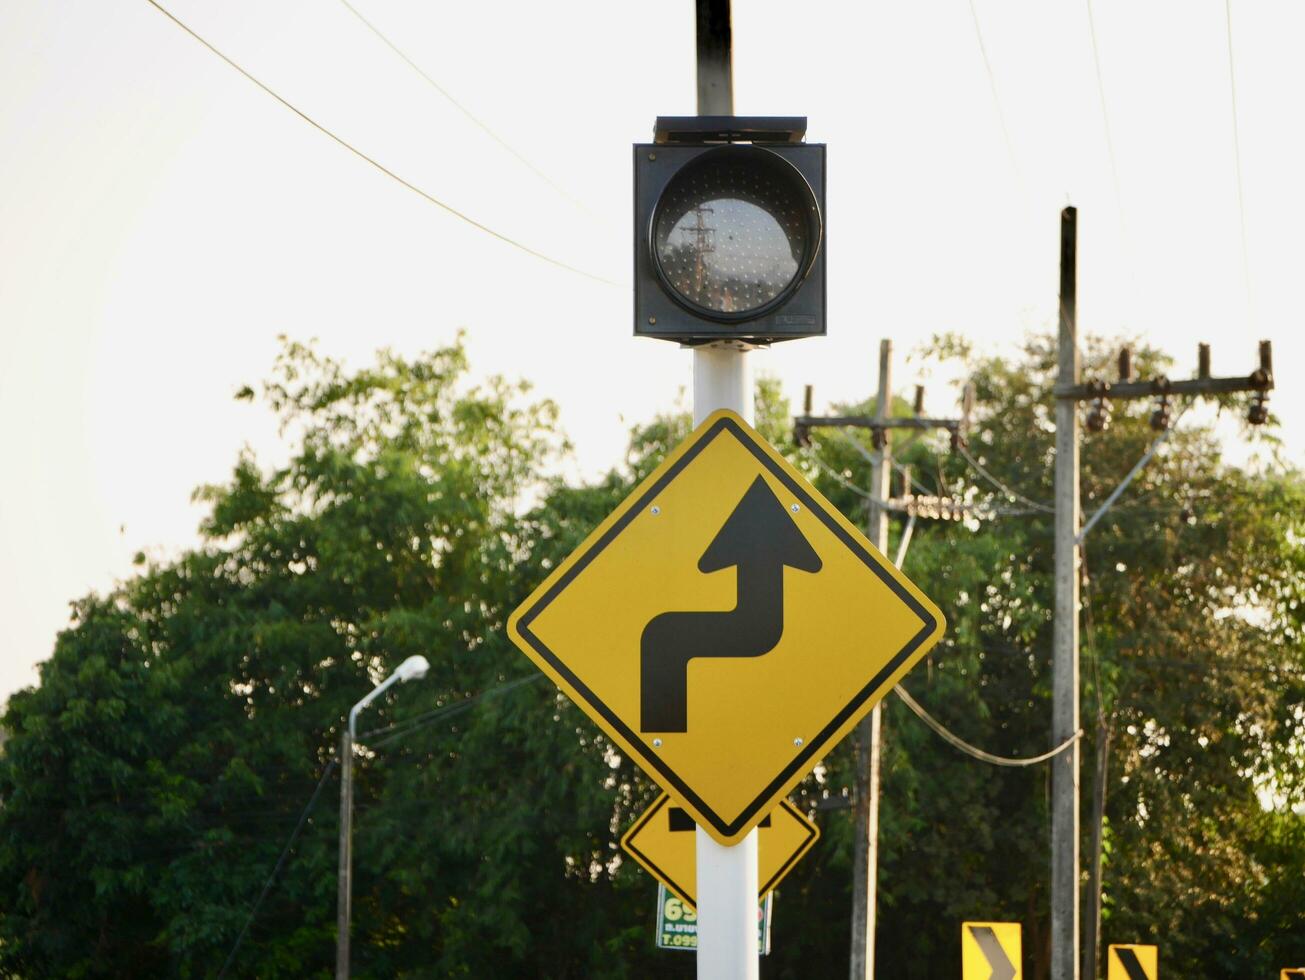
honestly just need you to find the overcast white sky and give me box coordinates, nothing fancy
[2,0,1302,702]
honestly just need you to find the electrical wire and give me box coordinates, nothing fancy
[956,442,1056,513]
[1081,555,1110,729]
[333,0,595,218]
[216,759,338,979]
[824,430,937,497]
[888,511,1081,766]
[1077,402,1187,543]
[1082,0,1147,325]
[1224,0,1255,329]
[892,685,1082,767]
[802,438,1038,520]
[361,673,547,747]
[965,0,1023,188]
[142,0,621,287]
[1084,0,1125,241]
[799,445,910,511]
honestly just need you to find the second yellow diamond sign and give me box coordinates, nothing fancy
[508,410,945,844]
[622,793,818,908]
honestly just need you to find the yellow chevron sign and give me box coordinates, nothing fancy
[1108,944,1158,980]
[961,922,1020,980]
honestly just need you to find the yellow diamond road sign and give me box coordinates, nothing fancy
[622,793,819,909]
[962,922,1021,980]
[1108,944,1158,980]
[507,410,945,844]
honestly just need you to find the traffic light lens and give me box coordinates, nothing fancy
[652,147,817,319]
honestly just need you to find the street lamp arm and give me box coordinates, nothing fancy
[347,654,431,740]
[348,671,403,740]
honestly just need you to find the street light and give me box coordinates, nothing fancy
[336,655,430,980]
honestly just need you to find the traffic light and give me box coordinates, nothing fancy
[634,116,825,344]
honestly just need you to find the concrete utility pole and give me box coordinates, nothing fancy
[1050,206,1081,980]
[336,727,354,980]
[690,3,760,979]
[849,339,892,980]
[793,353,972,980]
[1048,207,1276,980]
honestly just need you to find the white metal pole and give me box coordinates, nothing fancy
[691,4,758,977]
[695,825,760,976]
[693,346,754,426]
[692,347,758,980]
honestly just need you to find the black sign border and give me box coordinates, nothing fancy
[515,415,940,840]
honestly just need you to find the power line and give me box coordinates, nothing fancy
[1077,402,1187,543]
[956,442,1056,513]
[803,438,1042,520]
[334,0,595,218]
[1223,0,1255,328]
[889,506,1080,767]
[800,443,911,510]
[216,759,338,979]
[361,673,547,747]
[1083,0,1142,317]
[893,684,1082,767]
[965,0,1023,188]
[1084,0,1124,227]
[824,430,936,497]
[142,0,621,287]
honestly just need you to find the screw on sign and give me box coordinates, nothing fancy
[961,922,1021,980]
[507,410,945,845]
[1107,944,1158,980]
[621,793,819,909]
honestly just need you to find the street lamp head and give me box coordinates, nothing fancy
[395,655,430,683]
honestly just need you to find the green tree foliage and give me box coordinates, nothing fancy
[0,336,1301,978]
[0,339,646,978]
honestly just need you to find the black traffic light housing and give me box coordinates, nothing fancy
[634,117,826,345]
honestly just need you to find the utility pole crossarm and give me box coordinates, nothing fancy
[793,382,975,451]
[1055,368,1272,401]
[795,414,965,435]
[1057,339,1273,433]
